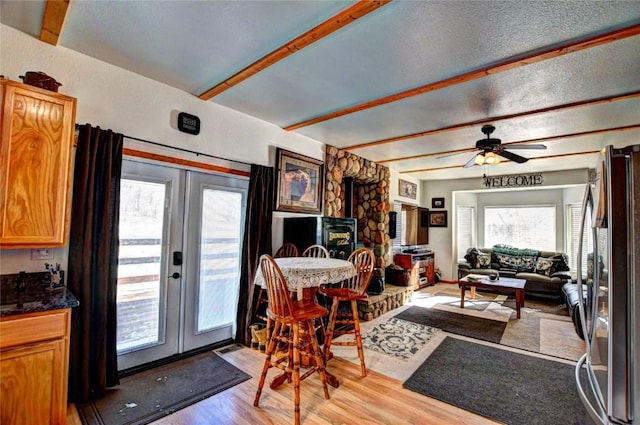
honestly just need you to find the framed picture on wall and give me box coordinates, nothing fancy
[432,197,445,208]
[275,148,324,214]
[399,179,417,200]
[428,210,448,227]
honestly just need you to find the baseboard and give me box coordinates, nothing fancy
[438,279,458,284]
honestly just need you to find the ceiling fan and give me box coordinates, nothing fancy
[462,124,547,168]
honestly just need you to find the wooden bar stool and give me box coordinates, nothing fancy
[301,244,329,258]
[275,242,299,258]
[319,247,374,377]
[254,254,330,425]
[255,243,299,324]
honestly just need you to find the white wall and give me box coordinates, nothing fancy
[0,25,325,273]
[423,169,589,280]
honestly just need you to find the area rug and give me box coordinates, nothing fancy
[77,351,251,425]
[403,286,585,361]
[395,306,507,344]
[362,317,440,360]
[404,337,589,425]
[432,290,569,317]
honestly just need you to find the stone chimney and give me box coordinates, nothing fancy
[324,145,391,268]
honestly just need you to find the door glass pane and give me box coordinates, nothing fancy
[117,179,167,352]
[197,189,243,333]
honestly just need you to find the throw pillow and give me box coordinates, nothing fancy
[535,257,557,276]
[519,255,538,272]
[551,253,571,273]
[475,252,492,269]
[496,253,521,270]
[464,248,480,266]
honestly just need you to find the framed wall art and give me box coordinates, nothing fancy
[275,148,324,214]
[399,179,417,200]
[428,210,448,228]
[432,197,445,209]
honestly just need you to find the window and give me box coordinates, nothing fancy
[566,202,593,276]
[392,202,403,251]
[484,205,556,251]
[456,206,475,260]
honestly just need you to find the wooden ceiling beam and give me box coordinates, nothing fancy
[401,151,601,174]
[198,0,391,100]
[284,22,640,131]
[348,91,640,151]
[379,124,640,164]
[39,0,70,45]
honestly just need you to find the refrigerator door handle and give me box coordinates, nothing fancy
[576,185,592,342]
[576,354,607,425]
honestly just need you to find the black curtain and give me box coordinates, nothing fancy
[67,124,123,403]
[235,164,274,346]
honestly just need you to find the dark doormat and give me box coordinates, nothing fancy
[77,350,251,425]
[404,337,589,425]
[395,306,506,343]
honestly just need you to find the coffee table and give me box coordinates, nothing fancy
[459,275,526,319]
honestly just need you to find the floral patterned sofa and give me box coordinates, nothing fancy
[457,245,572,300]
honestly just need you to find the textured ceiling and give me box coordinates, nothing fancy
[2,0,639,180]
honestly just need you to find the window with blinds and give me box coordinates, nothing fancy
[392,201,403,252]
[566,203,592,275]
[456,206,475,261]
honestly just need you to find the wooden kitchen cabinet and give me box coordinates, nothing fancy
[0,79,77,248]
[0,308,72,425]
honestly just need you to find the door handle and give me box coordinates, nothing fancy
[169,272,181,279]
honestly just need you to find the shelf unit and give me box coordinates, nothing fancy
[394,252,435,289]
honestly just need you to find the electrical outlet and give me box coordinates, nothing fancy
[31,248,53,260]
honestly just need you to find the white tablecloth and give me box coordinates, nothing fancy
[254,257,356,291]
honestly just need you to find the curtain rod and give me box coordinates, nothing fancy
[74,124,253,167]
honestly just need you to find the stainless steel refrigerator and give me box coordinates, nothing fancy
[575,144,640,424]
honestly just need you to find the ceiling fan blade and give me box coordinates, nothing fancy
[498,150,529,163]
[463,153,478,168]
[504,144,547,150]
[436,151,469,159]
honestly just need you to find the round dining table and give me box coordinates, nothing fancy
[253,256,356,299]
[253,256,356,388]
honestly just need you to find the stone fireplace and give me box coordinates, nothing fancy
[324,145,391,268]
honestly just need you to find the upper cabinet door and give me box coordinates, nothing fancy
[0,79,77,248]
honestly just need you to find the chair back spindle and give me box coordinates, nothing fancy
[301,244,329,258]
[346,248,375,294]
[274,243,298,258]
[260,255,294,319]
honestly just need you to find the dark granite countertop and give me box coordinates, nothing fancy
[0,271,79,318]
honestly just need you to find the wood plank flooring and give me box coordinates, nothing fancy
[68,344,499,425]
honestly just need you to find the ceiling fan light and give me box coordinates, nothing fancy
[485,152,496,164]
[493,155,500,164]
[474,154,485,165]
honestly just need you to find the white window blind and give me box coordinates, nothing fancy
[392,202,403,252]
[484,205,556,251]
[566,203,592,275]
[456,206,475,260]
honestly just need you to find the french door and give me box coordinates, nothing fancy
[116,160,247,370]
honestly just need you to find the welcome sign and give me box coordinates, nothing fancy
[482,173,544,188]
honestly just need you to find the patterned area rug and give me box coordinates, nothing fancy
[362,317,440,360]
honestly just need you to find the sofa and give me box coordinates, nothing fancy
[458,245,572,300]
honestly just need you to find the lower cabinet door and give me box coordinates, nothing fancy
[1,338,66,425]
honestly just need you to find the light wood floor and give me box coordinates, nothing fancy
[67,344,499,425]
